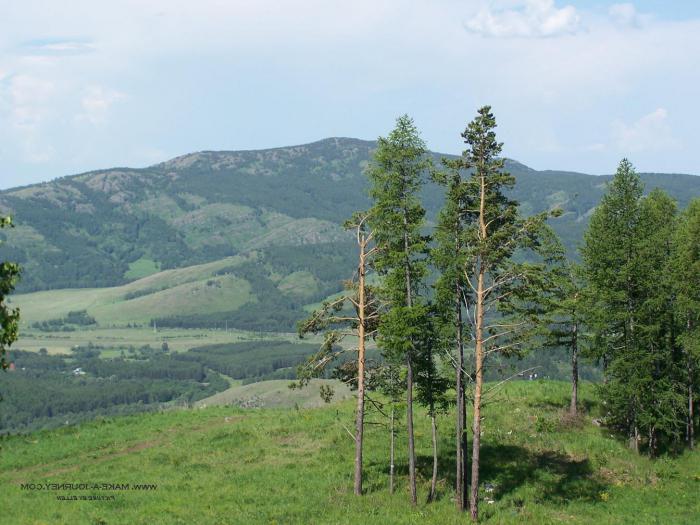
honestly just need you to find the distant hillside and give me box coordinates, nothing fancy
[2,137,700,327]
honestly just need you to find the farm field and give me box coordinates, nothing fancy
[11,326,303,356]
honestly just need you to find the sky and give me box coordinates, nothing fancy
[1,0,700,189]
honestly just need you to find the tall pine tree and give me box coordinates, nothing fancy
[583,162,687,453]
[432,166,470,510]
[367,114,431,505]
[672,199,700,449]
[450,106,548,521]
[295,212,379,494]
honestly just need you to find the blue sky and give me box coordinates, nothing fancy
[1,0,699,188]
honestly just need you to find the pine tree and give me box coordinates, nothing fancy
[367,114,431,505]
[582,159,645,449]
[1,216,21,373]
[413,307,450,503]
[634,190,685,454]
[295,212,379,495]
[432,160,471,510]
[583,162,687,454]
[538,227,586,415]
[582,159,643,378]
[672,198,700,449]
[451,106,548,521]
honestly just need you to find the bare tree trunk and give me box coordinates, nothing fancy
[470,170,488,522]
[353,232,368,496]
[455,282,467,511]
[427,413,438,503]
[570,321,579,416]
[390,405,395,494]
[469,268,485,522]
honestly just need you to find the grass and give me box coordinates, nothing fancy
[195,379,353,409]
[1,380,698,524]
[124,258,161,280]
[7,255,252,328]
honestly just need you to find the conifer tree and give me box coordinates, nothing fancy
[432,161,471,510]
[373,362,404,493]
[413,307,450,503]
[673,199,700,448]
[367,114,431,505]
[538,227,586,415]
[295,212,379,495]
[583,162,686,453]
[451,106,548,521]
[1,216,20,373]
[581,159,643,382]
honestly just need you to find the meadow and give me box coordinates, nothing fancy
[2,380,698,524]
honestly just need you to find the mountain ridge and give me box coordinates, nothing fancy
[1,137,699,303]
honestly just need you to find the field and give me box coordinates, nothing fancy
[2,380,698,524]
[6,255,253,329]
[11,326,303,356]
[195,378,353,409]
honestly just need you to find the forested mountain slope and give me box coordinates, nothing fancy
[1,137,699,295]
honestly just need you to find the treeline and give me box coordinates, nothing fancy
[173,341,320,382]
[0,349,228,433]
[295,107,700,522]
[31,310,97,332]
[0,338,326,432]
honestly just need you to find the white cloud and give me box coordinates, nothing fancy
[611,108,680,153]
[608,3,652,28]
[465,0,581,38]
[0,74,57,162]
[75,86,126,125]
[23,39,96,56]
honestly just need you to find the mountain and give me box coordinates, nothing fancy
[2,137,700,330]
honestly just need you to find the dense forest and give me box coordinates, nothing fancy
[0,340,328,432]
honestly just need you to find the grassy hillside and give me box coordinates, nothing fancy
[194,378,353,409]
[2,381,698,524]
[8,242,356,332]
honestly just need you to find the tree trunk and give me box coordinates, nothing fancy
[688,318,695,450]
[428,414,438,503]
[469,268,485,522]
[353,233,368,496]
[688,359,695,450]
[469,162,488,522]
[629,424,640,453]
[570,321,579,416]
[456,281,467,511]
[390,405,395,494]
[406,356,417,505]
[403,221,417,505]
[689,382,695,450]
